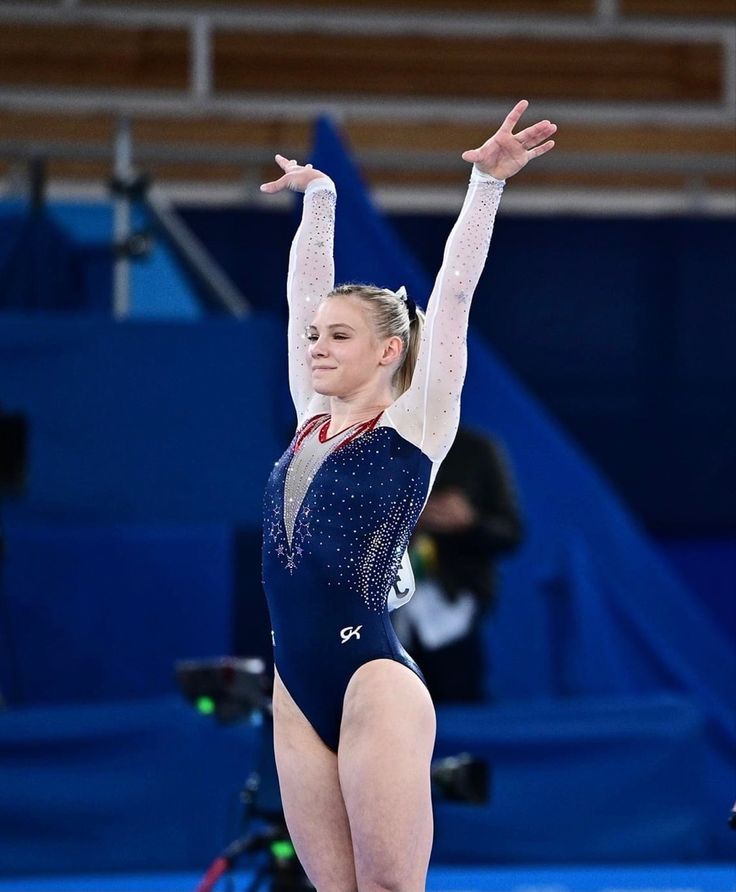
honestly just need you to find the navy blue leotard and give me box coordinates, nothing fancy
[262,170,505,752]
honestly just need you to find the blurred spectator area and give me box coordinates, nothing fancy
[0,0,734,215]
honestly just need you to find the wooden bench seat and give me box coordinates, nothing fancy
[0,21,722,103]
[3,110,733,159]
[214,32,722,102]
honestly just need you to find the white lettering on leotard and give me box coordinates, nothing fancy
[340,625,363,644]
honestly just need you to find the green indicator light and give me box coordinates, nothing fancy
[196,696,215,715]
[271,840,295,859]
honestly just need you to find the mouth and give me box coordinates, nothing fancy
[312,367,336,371]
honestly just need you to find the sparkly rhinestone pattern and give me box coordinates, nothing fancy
[263,417,432,612]
[281,416,366,567]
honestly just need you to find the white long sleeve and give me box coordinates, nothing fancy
[384,173,505,462]
[286,177,336,425]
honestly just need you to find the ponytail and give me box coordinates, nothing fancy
[392,306,425,396]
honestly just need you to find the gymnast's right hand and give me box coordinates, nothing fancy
[260,154,328,194]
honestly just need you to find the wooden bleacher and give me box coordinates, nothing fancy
[0,1,734,213]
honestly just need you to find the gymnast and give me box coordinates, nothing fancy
[259,99,556,892]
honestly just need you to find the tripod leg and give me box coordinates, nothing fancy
[244,861,270,892]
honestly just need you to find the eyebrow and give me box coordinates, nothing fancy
[307,323,356,331]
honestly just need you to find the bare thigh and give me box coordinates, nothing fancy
[272,667,358,892]
[338,660,436,892]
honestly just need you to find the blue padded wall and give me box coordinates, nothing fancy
[1,523,234,706]
[0,698,261,874]
[0,314,287,524]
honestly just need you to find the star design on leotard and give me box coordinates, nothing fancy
[455,290,469,304]
[270,507,312,573]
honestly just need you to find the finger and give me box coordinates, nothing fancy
[274,154,299,172]
[527,139,555,160]
[516,120,556,148]
[500,99,529,133]
[260,174,289,193]
[461,148,482,163]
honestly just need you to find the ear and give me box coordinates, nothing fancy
[379,335,404,366]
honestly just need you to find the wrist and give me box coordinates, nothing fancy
[305,175,336,196]
[470,165,506,186]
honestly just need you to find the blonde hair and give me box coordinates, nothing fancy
[326,283,425,396]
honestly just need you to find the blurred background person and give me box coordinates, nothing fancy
[392,427,523,703]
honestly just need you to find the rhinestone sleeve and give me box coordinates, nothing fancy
[287,179,336,424]
[385,176,505,462]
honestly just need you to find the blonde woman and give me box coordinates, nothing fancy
[260,100,556,892]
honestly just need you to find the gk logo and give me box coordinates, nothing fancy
[340,625,363,644]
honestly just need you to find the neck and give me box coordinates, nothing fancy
[328,391,394,432]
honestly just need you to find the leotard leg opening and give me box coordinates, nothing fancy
[273,614,428,753]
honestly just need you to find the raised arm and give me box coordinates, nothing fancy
[386,101,556,462]
[261,155,336,424]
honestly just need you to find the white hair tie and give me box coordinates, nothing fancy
[392,285,417,322]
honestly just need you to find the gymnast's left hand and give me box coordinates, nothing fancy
[461,100,556,181]
[260,154,328,194]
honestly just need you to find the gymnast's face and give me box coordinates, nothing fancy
[307,295,397,398]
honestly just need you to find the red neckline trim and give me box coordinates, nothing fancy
[294,414,329,453]
[320,412,383,451]
[294,411,384,454]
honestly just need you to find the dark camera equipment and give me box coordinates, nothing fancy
[431,752,491,805]
[0,409,29,708]
[108,172,154,262]
[113,229,154,261]
[0,410,28,497]
[177,656,272,725]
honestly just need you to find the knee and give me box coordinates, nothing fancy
[358,880,412,892]
[320,882,358,892]
[304,865,358,892]
[358,874,415,892]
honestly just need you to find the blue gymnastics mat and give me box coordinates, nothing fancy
[0,865,733,892]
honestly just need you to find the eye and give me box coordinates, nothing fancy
[306,334,318,342]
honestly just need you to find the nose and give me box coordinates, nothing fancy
[309,335,328,357]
